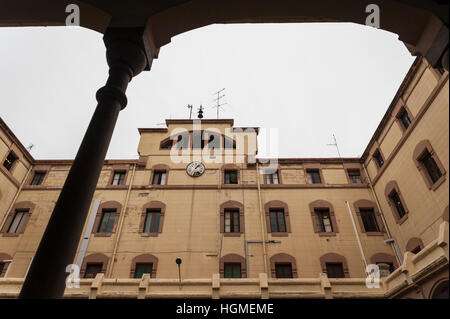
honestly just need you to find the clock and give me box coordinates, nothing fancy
[186,161,205,177]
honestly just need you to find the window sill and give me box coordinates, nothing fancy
[364,232,385,236]
[396,214,409,225]
[430,175,446,191]
[318,232,337,237]
[139,232,161,237]
[222,232,242,237]
[93,233,113,237]
[269,232,289,237]
[1,233,21,237]
[105,185,129,190]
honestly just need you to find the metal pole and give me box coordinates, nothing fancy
[345,200,368,274]
[19,28,151,299]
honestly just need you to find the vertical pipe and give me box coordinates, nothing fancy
[256,162,269,275]
[107,163,137,277]
[345,200,368,274]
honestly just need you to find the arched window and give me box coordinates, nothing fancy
[1,201,35,236]
[139,201,166,237]
[130,254,158,278]
[413,140,446,191]
[265,201,291,236]
[80,253,109,278]
[220,201,245,236]
[405,237,424,254]
[353,199,384,234]
[309,200,338,236]
[320,253,350,278]
[370,253,398,275]
[270,253,298,278]
[385,181,409,225]
[92,201,122,236]
[219,254,246,278]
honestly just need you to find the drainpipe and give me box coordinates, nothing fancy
[75,200,101,268]
[345,200,368,274]
[256,162,269,275]
[362,163,403,265]
[0,165,33,231]
[107,163,137,277]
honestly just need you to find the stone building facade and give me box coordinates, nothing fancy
[0,56,448,298]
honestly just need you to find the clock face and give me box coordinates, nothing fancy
[186,161,205,177]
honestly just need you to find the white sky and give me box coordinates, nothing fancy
[0,23,415,160]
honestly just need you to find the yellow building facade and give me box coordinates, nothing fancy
[0,56,448,299]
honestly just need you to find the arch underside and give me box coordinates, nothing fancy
[0,0,447,63]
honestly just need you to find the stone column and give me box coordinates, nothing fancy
[19,27,153,299]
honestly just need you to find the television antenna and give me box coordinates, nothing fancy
[187,104,193,119]
[212,88,227,119]
[326,134,343,162]
[26,144,34,152]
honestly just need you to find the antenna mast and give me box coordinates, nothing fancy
[212,88,227,119]
[187,104,193,120]
[326,134,343,162]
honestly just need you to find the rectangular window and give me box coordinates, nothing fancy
[224,170,238,184]
[84,263,102,279]
[269,209,286,232]
[265,171,279,184]
[152,170,167,185]
[134,263,153,278]
[326,263,345,278]
[3,152,18,171]
[30,171,46,185]
[111,171,126,185]
[373,150,384,168]
[315,209,333,233]
[7,210,28,234]
[347,169,363,184]
[397,108,412,130]
[389,191,406,219]
[0,262,4,276]
[306,169,322,184]
[224,263,242,278]
[360,208,380,232]
[420,151,443,184]
[275,263,293,278]
[143,209,161,233]
[97,209,116,233]
[224,209,240,233]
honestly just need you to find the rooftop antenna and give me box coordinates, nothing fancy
[212,88,227,119]
[326,134,343,163]
[26,144,34,152]
[187,104,193,120]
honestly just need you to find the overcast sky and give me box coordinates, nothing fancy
[0,23,415,160]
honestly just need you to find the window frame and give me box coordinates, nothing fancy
[1,201,35,237]
[309,200,339,236]
[353,200,384,236]
[320,253,350,278]
[269,253,298,278]
[92,201,122,237]
[325,262,346,278]
[306,169,322,184]
[396,106,413,132]
[130,254,158,278]
[265,201,291,237]
[0,253,12,278]
[219,254,246,278]
[224,263,242,278]
[385,181,409,225]
[29,171,47,186]
[2,151,18,172]
[373,149,385,169]
[221,164,240,186]
[139,201,166,237]
[80,253,108,279]
[220,201,244,237]
[413,140,446,191]
[111,170,126,186]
